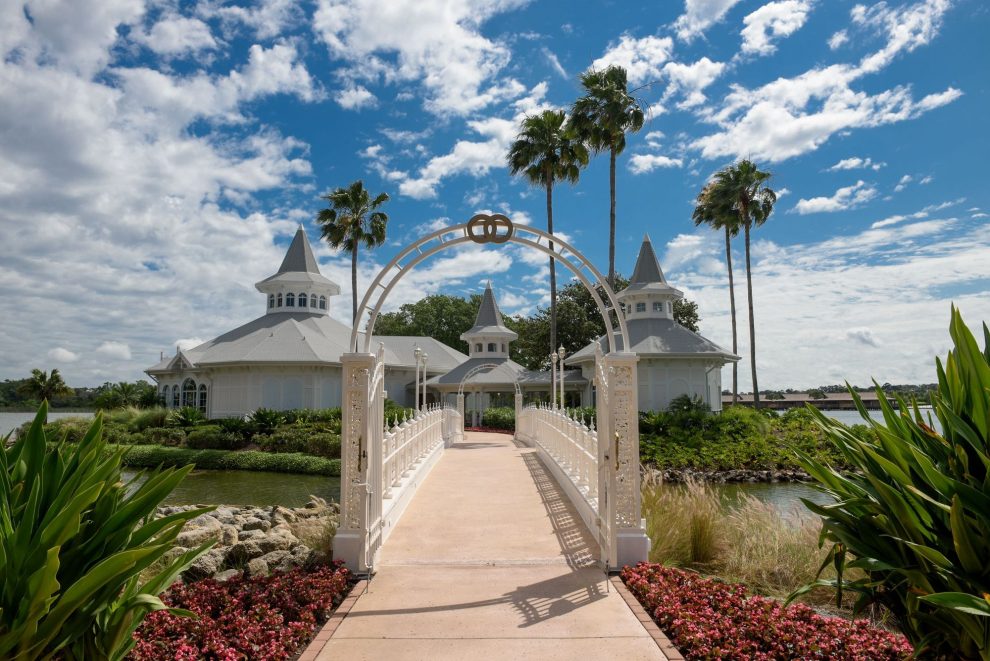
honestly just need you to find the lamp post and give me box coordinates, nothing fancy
[413,346,421,411]
[557,345,566,410]
[550,351,558,410]
[419,352,429,411]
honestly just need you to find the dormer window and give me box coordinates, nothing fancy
[268,294,275,309]
[319,296,327,309]
[299,293,308,308]
[277,293,283,307]
[635,302,646,313]
[286,293,295,307]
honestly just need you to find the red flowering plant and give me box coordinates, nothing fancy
[622,563,912,661]
[130,564,351,660]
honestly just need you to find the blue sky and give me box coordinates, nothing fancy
[0,0,987,390]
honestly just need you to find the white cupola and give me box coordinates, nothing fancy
[616,235,684,321]
[460,282,517,359]
[255,226,341,315]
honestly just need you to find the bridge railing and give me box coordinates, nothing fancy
[516,404,599,517]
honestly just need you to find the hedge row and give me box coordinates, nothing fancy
[111,445,341,476]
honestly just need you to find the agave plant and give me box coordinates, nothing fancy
[0,403,214,660]
[791,306,990,660]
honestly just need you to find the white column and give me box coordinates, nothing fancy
[334,352,376,573]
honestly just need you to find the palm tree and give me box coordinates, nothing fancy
[18,368,73,421]
[704,160,776,408]
[507,110,589,358]
[692,182,742,404]
[316,180,390,323]
[569,65,645,290]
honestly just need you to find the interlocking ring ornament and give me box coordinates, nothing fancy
[466,213,514,244]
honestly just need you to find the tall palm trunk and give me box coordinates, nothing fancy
[608,144,616,290]
[546,175,557,362]
[744,221,760,408]
[725,226,739,404]
[351,242,359,323]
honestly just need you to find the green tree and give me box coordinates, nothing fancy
[693,181,742,403]
[507,110,589,359]
[673,299,700,333]
[703,160,776,409]
[569,65,645,290]
[375,294,482,355]
[807,388,827,400]
[17,369,72,421]
[316,180,390,323]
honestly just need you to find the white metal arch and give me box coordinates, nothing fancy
[457,363,521,397]
[350,216,629,355]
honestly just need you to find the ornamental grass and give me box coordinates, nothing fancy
[623,563,912,660]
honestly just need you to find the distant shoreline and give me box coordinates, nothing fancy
[0,407,95,413]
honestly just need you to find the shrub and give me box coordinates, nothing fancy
[623,563,912,660]
[115,445,341,476]
[481,407,515,431]
[141,427,187,447]
[211,417,256,440]
[249,408,284,434]
[168,406,204,428]
[383,399,414,422]
[306,433,342,459]
[0,404,213,661]
[131,565,351,660]
[793,308,990,660]
[41,416,94,443]
[105,406,169,432]
[282,408,342,425]
[257,426,310,453]
[184,425,248,450]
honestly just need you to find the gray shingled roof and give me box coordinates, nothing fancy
[147,312,467,372]
[461,282,518,339]
[629,235,665,284]
[279,226,320,274]
[423,357,525,387]
[566,317,739,365]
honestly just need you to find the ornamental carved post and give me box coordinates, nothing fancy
[604,351,649,568]
[334,352,375,573]
[455,393,465,443]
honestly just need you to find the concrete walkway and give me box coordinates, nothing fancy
[316,432,665,660]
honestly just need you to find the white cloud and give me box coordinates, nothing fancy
[591,34,674,86]
[827,156,885,171]
[828,29,848,49]
[662,57,726,108]
[673,0,743,41]
[846,327,880,347]
[920,175,933,185]
[694,0,959,162]
[628,154,684,174]
[894,174,912,192]
[96,341,132,360]
[870,198,966,228]
[794,180,878,214]
[740,1,813,56]
[176,338,207,352]
[973,212,989,219]
[542,47,567,78]
[313,0,531,116]
[204,0,303,39]
[337,85,377,110]
[134,15,217,57]
[48,347,80,363]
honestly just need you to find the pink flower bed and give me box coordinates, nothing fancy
[464,426,514,434]
[131,565,351,660]
[621,563,912,660]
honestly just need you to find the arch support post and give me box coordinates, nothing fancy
[604,351,649,569]
[454,393,465,445]
[335,352,376,574]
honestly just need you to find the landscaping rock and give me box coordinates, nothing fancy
[242,517,271,532]
[246,557,269,577]
[183,549,226,582]
[221,525,239,545]
[214,569,240,582]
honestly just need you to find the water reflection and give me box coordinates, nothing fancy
[123,469,340,507]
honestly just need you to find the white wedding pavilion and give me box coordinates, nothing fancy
[147,229,736,417]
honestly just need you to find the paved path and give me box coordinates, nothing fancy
[316,432,665,661]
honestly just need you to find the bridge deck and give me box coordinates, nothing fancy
[315,431,665,660]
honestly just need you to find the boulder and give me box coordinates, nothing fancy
[215,569,241,582]
[246,557,269,577]
[182,549,226,582]
[242,517,271,532]
[221,525,239,545]
[225,541,264,565]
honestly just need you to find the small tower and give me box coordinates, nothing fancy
[255,226,341,315]
[616,235,684,321]
[460,282,517,358]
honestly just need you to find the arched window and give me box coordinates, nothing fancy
[198,384,207,413]
[268,294,275,309]
[319,296,327,309]
[310,295,318,308]
[161,385,169,405]
[277,293,283,307]
[487,342,496,352]
[172,384,179,407]
[182,379,197,408]
[286,293,295,307]
[299,293,307,308]
[475,343,482,352]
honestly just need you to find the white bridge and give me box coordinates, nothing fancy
[333,215,648,575]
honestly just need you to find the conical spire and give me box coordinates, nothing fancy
[629,234,665,285]
[277,226,321,274]
[461,281,518,343]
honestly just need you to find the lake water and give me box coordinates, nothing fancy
[0,410,94,436]
[122,469,341,508]
[823,407,941,432]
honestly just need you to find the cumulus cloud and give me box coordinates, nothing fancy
[673,0,743,41]
[740,1,813,56]
[590,34,674,86]
[313,0,530,116]
[337,85,377,110]
[894,174,913,192]
[134,15,217,57]
[827,157,885,171]
[794,180,878,214]
[96,341,133,360]
[48,347,80,363]
[828,30,848,49]
[203,0,303,39]
[628,154,684,174]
